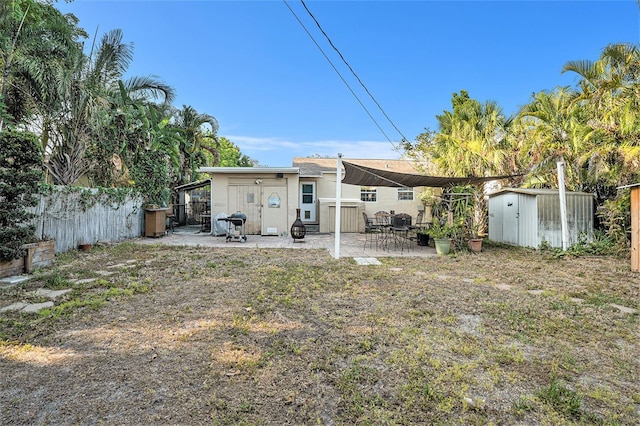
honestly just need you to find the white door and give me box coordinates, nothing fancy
[299,182,316,223]
[502,193,519,245]
[261,185,288,236]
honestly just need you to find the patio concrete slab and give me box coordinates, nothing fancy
[136,229,438,259]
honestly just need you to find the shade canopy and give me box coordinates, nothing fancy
[341,161,514,188]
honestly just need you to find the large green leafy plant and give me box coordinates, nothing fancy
[0,129,44,261]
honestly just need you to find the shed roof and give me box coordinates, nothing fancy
[174,179,211,191]
[488,188,594,197]
[617,183,640,189]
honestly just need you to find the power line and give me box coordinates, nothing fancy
[299,0,410,145]
[282,0,397,148]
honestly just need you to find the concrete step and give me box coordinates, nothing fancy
[304,224,320,234]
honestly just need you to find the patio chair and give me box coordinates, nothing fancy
[389,212,412,252]
[165,204,178,233]
[374,211,391,226]
[362,212,382,250]
[409,211,430,245]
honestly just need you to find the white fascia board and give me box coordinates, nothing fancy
[198,167,299,174]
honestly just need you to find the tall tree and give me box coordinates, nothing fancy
[562,43,640,189]
[407,91,513,233]
[426,91,511,178]
[217,136,256,167]
[0,0,84,130]
[43,28,175,185]
[515,87,584,189]
[171,105,219,185]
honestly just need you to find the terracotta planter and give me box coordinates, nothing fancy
[78,243,93,251]
[468,238,483,253]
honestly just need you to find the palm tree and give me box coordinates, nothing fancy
[0,0,84,130]
[171,105,219,185]
[562,43,640,188]
[43,28,175,185]
[429,91,511,178]
[515,87,585,189]
[412,91,512,234]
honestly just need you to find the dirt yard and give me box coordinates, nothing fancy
[1,242,638,425]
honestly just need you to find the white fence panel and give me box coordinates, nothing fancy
[29,187,144,254]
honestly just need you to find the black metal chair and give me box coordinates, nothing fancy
[362,212,382,250]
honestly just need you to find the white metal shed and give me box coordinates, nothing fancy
[488,188,594,248]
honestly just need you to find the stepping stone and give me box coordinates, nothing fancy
[389,267,403,272]
[570,297,584,303]
[22,302,54,313]
[0,275,30,285]
[34,288,72,299]
[0,302,27,312]
[458,314,482,335]
[95,271,114,276]
[106,263,127,269]
[462,278,474,284]
[69,278,97,285]
[610,304,638,314]
[496,284,512,290]
[353,257,382,266]
[527,289,544,295]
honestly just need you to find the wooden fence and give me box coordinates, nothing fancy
[28,187,145,254]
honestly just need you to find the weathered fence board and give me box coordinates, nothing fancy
[28,187,144,254]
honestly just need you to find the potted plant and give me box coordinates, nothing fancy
[416,229,430,246]
[428,220,456,255]
[467,225,483,253]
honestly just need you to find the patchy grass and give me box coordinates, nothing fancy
[0,243,638,424]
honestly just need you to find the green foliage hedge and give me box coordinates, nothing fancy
[0,129,44,261]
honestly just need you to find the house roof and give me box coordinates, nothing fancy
[293,157,418,177]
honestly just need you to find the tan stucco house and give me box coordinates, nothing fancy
[197,157,429,236]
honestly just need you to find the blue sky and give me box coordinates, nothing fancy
[56,0,640,167]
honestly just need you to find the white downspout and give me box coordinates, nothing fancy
[334,153,343,259]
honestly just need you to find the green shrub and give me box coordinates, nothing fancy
[0,129,44,261]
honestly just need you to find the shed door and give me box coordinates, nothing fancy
[261,184,288,236]
[502,193,519,245]
[228,185,261,235]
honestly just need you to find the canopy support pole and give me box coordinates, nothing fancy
[557,160,569,251]
[334,153,342,259]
